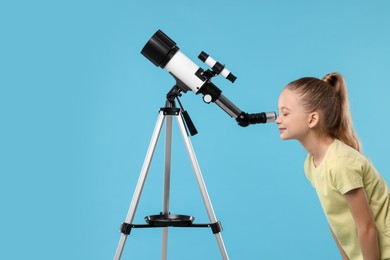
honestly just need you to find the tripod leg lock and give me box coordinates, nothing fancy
[120,222,132,235]
[210,221,223,234]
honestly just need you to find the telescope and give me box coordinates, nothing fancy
[114,30,276,260]
[141,30,276,127]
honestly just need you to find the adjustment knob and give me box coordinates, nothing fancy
[203,94,212,103]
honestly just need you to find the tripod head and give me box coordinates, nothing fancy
[141,30,276,127]
[164,85,198,136]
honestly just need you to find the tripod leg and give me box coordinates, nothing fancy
[161,115,173,260]
[176,115,230,260]
[114,112,166,260]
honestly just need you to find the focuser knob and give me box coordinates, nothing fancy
[203,94,212,103]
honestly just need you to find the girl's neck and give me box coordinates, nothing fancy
[300,134,335,167]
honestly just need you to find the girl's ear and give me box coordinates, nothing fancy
[308,112,320,128]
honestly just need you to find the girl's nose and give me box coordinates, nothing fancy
[275,115,281,124]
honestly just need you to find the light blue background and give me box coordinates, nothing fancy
[1,0,389,259]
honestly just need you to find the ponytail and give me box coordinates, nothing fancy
[322,73,361,152]
[286,72,361,152]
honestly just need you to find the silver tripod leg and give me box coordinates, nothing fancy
[176,115,230,260]
[114,111,166,260]
[114,109,229,260]
[161,114,173,260]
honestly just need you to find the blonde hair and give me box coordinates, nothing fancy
[286,72,361,152]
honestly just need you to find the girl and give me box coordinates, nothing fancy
[275,73,390,260]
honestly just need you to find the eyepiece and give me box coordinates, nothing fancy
[141,30,179,68]
[237,111,277,127]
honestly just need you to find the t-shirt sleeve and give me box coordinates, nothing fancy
[330,156,364,195]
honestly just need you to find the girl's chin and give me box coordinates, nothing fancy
[279,134,292,140]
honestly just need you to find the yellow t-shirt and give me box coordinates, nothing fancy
[304,139,390,260]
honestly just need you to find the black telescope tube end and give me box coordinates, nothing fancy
[141,30,179,68]
[226,73,237,83]
[198,51,209,63]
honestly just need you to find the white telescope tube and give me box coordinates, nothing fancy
[164,51,205,94]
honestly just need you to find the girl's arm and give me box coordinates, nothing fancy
[344,187,380,260]
[329,226,349,260]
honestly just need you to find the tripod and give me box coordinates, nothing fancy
[114,88,229,260]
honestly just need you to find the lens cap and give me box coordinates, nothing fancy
[141,30,179,68]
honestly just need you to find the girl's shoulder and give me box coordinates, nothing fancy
[325,140,372,176]
[328,139,365,162]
